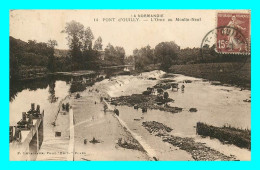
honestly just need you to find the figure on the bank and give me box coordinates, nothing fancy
[75,93,80,99]
[114,109,119,116]
[147,87,155,94]
[104,104,108,112]
[171,83,179,91]
[65,103,70,112]
[157,88,164,95]
[142,108,147,113]
[181,84,185,92]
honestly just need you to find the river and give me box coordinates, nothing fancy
[9,70,251,160]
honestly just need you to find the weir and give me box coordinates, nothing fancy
[9,103,44,161]
[67,108,75,161]
[102,99,158,161]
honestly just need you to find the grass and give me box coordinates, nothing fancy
[169,61,251,89]
[196,122,251,150]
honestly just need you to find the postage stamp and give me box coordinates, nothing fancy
[200,11,250,72]
[216,12,250,54]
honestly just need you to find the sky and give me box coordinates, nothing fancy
[10,10,230,55]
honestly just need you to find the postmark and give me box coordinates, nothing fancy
[200,12,250,72]
[216,12,250,54]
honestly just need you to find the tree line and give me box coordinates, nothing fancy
[61,20,126,70]
[130,41,180,71]
[10,36,57,80]
[130,41,248,71]
[10,20,126,80]
[10,20,249,80]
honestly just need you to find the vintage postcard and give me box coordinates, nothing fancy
[9,10,251,161]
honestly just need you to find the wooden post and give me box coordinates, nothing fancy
[31,103,35,111]
[22,112,26,121]
[36,126,39,152]
[36,105,40,114]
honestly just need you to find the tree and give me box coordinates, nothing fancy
[82,27,94,52]
[62,21,98,70]
[10,53,19,80]
[155,41,180,71]
[47,39,58,72]
[144,45,155,63]
[62,20,85,67]
[47,39,58,49]
[115,46,125,64]
[132,45,155,70]
[125,55,135,65]
[104,43,125,65]
[104,43,116,61]
[93,36,103,51]
[10,36,24,80]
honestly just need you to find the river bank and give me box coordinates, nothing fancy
[169,62,251,89]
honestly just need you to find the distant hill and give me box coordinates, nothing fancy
[10,36,28,48]
[10,36,51,67]
[10,36,52,80]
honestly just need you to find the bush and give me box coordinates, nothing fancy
[142,90,151,95]
[70,81,86,93]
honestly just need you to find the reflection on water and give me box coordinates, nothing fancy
[48,81,58,103]
[9,76,72,161]
[9,77,71,126]
[9,73,99,126]
[10,75,71,102]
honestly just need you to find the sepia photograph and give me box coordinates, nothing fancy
[9,10,251,161]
